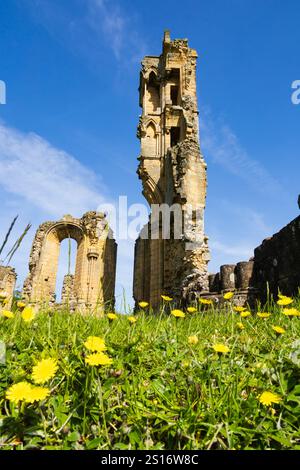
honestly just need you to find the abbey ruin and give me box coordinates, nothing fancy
[133,31,210,309]
[0,31,299,312]
[23,212,117,312]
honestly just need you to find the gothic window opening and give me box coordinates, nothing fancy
[147,72,160,113]
[170,85,179,105]
[55,238,77,302]
[170,126,180,147]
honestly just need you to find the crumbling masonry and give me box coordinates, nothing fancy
[0,266,16,309]
[23,212,117,312]
[133,31,210,308]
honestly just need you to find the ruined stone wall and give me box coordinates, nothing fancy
[253,215,300,300]
[0,266,17,309]
[23,212,117,312]
[203,214,300,305]
[133,31,210,309]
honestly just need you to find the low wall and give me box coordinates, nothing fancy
[205,214,300,304]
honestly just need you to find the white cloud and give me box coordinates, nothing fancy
[210,240,253,259]
[0,121,134,308]
[200,109,284,196]
[87,0,147,63]
[0,122,106,217]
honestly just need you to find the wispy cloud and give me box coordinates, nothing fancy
[210,240,253,259]
[0,121,106,217]
[0,121,134,308]
[200,109,284,196]
[86,0,147,63]
[20,0,147,65]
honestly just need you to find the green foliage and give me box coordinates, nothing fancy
[1,299,300,450]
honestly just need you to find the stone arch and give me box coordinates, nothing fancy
[23,213,117,312]
[141,119,159,157]
[35,221,83,305]
[147,71,160,113]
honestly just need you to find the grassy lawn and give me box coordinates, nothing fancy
[1,297,300,450]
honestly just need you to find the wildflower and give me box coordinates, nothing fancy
[128,316,137,324]
[257,312,271,319]
[188,335,199,345]
[138,301,149,308]
[32,358,58,384]
[84,336,106,352]
[107,313,117,321]
[85,352,113,366]
[237,322,244,330]
[272,325,285,335]
[240,311,251,318]
[1,310,14,319]
[25,386,50,403]
[277,295,293,306]
[223,292,234,300]
[21,306,35,323]
[212,343,230,354]
[259,391,282,407]
[17,301,26,309]
[187,307,197,313]
[171,309,185,318]
[6,382,32,404]
[182,360,190,368]
[233,306,246,312]
[199,298,213,305]
[0,292,8,299]
[161,295,172,302]
[282,308,300,317]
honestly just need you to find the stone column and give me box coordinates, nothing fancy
[220,264,236,291]
[235,261,254,289]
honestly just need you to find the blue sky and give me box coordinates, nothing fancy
[0,0,299,309]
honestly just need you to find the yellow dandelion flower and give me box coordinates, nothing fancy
[85,352,113,366]
[32,358,58,384]
[17,301,26,309]
[223,292,234,300]
[6,382,32,404]
[240,311,251,318]
[188,335,199,345]
[84,336,106,352]
[282,308,300,317]
[161,295,173,302]
[107,313,117,320]
[128,316,137,324]
[233,306,246,312]
[257,312,271,319]
[21,306,35,323]
[182,360,190,368]
[25,386,50,403]
[138,301,149,308]
[272,325,285,335]
[199,298,213,305]
[212,343,230,354]
[237,322,244,330]
[277,296,293,306]
[171,309,185,318]
[187,307,197,313]
[1,310,14,319]
[259,391,282,407]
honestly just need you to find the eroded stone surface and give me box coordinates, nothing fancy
[0,266,17,309]
[133,31,210,308]
[23,212,117,312]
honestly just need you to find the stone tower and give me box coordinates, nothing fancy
[23,212,117,312]
[133,31,210,309]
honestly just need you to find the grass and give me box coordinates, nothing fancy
[1,299,300,450]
